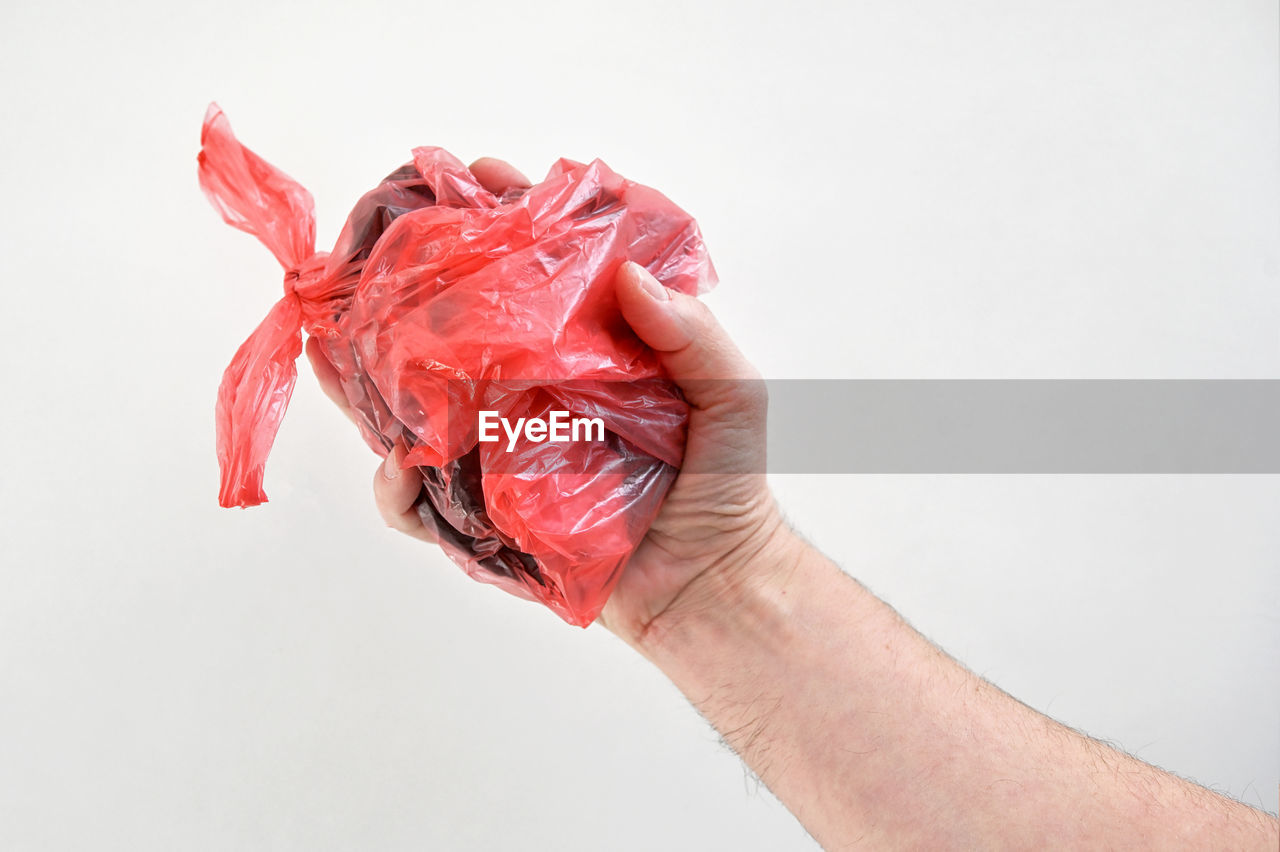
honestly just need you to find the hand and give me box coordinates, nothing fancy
[597,263,795,649]
[305,157,796,649]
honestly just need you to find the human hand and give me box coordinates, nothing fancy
[594,263,795,649]
[305,157,797,650]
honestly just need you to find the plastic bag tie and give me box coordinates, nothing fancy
[199,103,333,508]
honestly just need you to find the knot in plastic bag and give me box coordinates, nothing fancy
[282,251,330,302]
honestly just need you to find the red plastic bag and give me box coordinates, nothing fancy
[198,104,717,626]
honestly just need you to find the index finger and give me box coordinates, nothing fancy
[468,157,532,196]
[305,335,357,424]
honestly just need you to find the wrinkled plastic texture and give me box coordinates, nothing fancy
[199,104,717,627]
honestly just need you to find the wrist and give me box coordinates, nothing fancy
[631,517,818,666]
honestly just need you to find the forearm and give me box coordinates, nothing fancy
[635,530,1279,849]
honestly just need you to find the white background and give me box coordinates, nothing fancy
[1,1,1276,848]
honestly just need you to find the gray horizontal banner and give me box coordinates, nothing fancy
[765,380,1280,473]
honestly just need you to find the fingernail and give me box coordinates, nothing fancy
[382,443,401,479]
[629,262,670,301]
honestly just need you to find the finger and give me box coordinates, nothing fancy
[305,336,357,424]
[375,441,436,543]
[615,261,763,406]
[616,261,766,473]
[468,157,532,196]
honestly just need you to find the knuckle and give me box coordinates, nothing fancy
[739,376,769,417]
[388,512,422,534]
[682,297,717,333]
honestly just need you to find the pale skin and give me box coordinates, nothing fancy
[305,158,1280,850]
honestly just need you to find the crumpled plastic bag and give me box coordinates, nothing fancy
[198,103,717,626]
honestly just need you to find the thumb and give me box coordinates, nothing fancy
[616,261,762,399]
[615,261,766,473]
